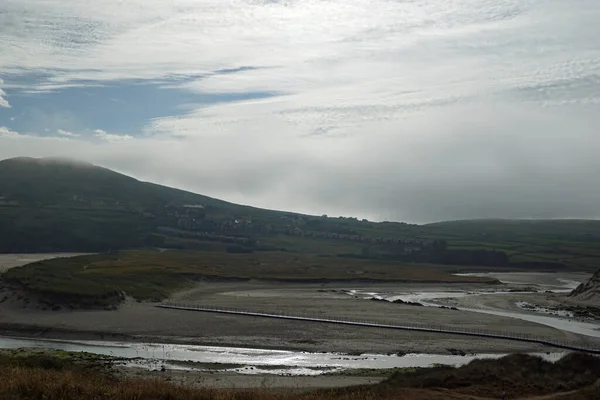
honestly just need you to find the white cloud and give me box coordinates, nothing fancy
[0,93,9,108]
[1,102,600,223]
[94,129,133,142]
[0,78,10,108]
[0,126,20,138]
[57,129,80,137]
[2,1,599,106]
[1,0,600,221]
[1,127,74,142]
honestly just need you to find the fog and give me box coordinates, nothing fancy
[1,0,599,223]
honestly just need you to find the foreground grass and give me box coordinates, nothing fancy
[2,250,493,308]
[0,368,498,400]
[554,380,600,400]
[0,367,266,400]
[383,353,600,399]
[0,351,599,400]
[0,348,119,371]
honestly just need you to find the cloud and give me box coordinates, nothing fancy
[1,0,599,222]
[94,129,133,142]
[2,102,600,223]
[57,129,80,137]
[0,79,10,108]
[1,126,73,142]
[0,126,20,138]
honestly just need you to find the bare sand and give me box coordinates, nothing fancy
[1,278,594,354]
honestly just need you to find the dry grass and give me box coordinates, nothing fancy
[383,353,600,399]
[0,366,492,400]
[0,353,598,400]
[0,348,116,371]
[0,367,266,400]
[552,380,600,400]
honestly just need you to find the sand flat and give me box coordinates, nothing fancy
[2,279,596,354]
[1,256,597,354]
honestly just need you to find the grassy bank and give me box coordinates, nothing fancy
[1,250,494,308]
[0,351,598,400]
[382,353,600,398]
[0,348,119,371]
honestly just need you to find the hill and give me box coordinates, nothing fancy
[1,156,600,271]
[570,269,600,305]
[0,157,289,252]
[425,218,600,242]
[0,156,240,209]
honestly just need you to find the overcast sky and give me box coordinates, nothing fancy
[1,0,599,223]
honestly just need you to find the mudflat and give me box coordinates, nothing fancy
[1,279,595,354]
[2,253,598,355]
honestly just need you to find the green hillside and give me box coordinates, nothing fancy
[0,157,236,209]
[425,218,600,242]
[0,157,288,252]
[1,156,599,271]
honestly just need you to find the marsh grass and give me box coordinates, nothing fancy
[2,250,492,307]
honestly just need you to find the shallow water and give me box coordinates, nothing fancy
[0,336,566,375]
[348,272,600,339]
[516,301,574,318]
[0,272,595,374]
[449,272,600,338]
[455,307,600,338]
[453,272,590,290]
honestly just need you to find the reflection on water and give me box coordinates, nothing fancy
[453,272,590,290]
[345,272,600,339]
[455,307,600,338]
[0,272,595,375]
[0,336,566,375]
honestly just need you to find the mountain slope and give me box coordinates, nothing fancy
[0,157,230,208]
[569,269,600,304]
[425,218,600,242]
[1,156,600,268]
[0,157,305,252]
[0,157,234,252]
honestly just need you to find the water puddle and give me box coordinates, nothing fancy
[455,307,600,338]
[453,272,589,291]
[343,272,600,339]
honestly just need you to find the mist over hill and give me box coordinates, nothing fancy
[1,156,599,271]
[0,157,229,208]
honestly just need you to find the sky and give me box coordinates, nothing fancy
[0,0,599,223]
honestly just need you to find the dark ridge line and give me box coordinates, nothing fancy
[157,304,600,355]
